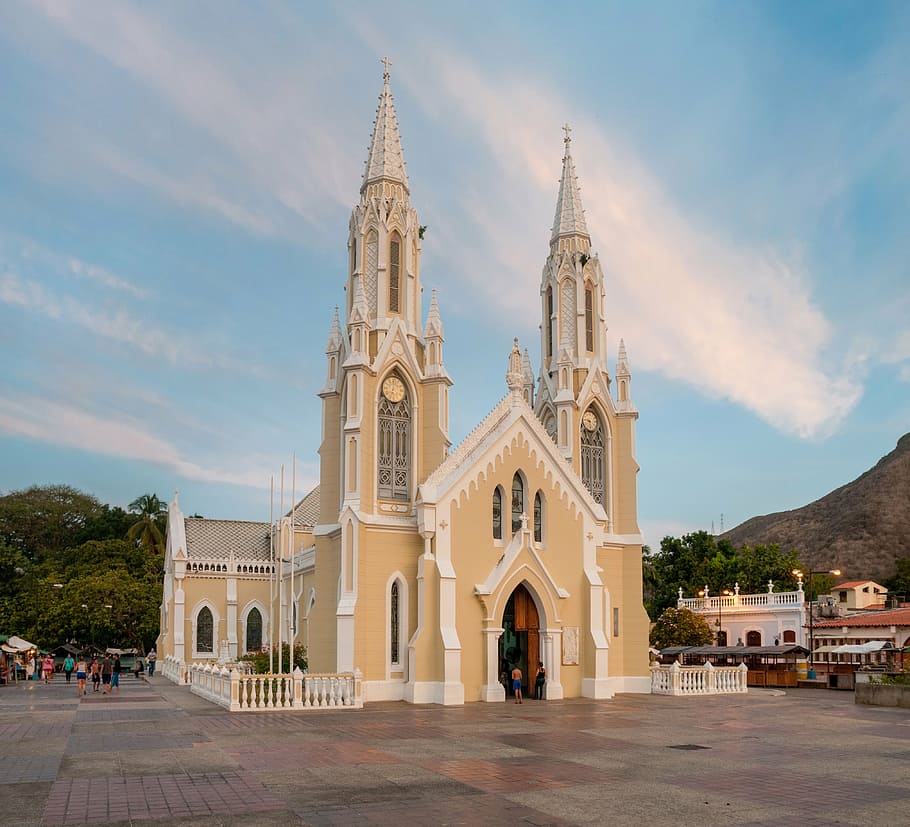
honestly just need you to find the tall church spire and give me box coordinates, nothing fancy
[361,57,409,195]
[550,124,589,247]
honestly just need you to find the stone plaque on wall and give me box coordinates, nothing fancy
[562,626,579,665]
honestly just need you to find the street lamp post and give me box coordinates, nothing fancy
[698,587,733,645]
[793,567,841,677]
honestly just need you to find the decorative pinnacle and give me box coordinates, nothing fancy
[381,56,392,78]
[562,123,572,144]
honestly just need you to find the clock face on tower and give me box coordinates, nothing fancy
[582,411,598,432]
[382,376,405,403]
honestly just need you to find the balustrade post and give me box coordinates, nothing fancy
[704,661,716,694]
[737,662,748,692]
[229,669,240,711]
[292,667,304,708]
[353,669,364,708]
[669,661,681,695]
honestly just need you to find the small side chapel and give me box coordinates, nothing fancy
[158,65,651,704]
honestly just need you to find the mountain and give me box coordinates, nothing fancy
[721,434,910,583]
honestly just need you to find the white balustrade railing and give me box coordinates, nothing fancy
[650,662,748,696]
[161,654,190,685]
[184,663,363,711]
[679,590,802,611]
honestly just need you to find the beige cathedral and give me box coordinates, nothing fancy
[158,67,650,705]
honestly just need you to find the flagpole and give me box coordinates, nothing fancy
[268,475,274,675]
[290,451,297,674]
[278,464,285,675]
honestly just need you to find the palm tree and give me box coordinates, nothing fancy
[127,494,167,554]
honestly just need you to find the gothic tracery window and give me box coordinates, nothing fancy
[511,473,524,534]
[534,491,543,542]
[546,286,554,361]
[492,486,503,540]
[585,285,594,352]
[378,375,410,500]
[390,581,400,666]
[580,409,606,506]
[196,606,214,653]
[246,607,262,652]
[389,232,401,313]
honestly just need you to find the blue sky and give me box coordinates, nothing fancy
[1,1,908,546]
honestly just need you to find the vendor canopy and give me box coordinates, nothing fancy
[832,640,890,654]
[6,635,37,651]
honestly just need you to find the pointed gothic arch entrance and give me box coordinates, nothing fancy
[499,583,539,697]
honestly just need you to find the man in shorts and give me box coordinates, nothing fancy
[511,665,523,704]
[101,655,113,694]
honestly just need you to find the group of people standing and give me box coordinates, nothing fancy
[72,654,120,696]
[21,647,157,696]
[502,661,547,703]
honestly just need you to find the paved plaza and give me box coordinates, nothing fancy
[0,675,908,826]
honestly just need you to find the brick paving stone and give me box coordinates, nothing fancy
[41,773,283,825]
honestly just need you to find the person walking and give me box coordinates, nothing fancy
[511,665,523,704]
[100,655,113,695]
[63,654,75,684]
[31,654,41,681]
[534,661,546,700]
[146,648,156,678]
[42,655,54,683]
[75,657,88,697]
[90,658,101,693]
[111,654,121,694]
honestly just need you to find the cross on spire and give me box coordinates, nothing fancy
[381,56,392,77]
[562,123,572,144]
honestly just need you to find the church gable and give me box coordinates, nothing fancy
[420,395,606,527]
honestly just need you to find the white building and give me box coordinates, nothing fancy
[677,582,808,648]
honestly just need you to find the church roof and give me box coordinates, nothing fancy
[184,518,271,562]
[361,63,409,193]
[551,128,589,243]
[287,486,320,528]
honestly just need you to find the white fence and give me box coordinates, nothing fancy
[162,658,363,711]
[678,590,802,611]
[651,661,748,696]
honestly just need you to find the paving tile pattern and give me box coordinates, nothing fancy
[42,773,282,825]
[0,677,909,826]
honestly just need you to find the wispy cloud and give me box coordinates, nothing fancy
[398,47,860,438]
[0,271,262,375]
[0,391,290,489]
[26,0,359,237]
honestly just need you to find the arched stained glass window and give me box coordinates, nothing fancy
[580,409,606,506]
[389,232,401,313]
[511,473,524,534]
[197,607,214,653]
[390,581,400,665]
[378,375,410,500]
[246,608,262,652]
[493,487,503,540]
[533,491,543,542]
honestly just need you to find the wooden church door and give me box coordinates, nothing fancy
[502,584,540,693]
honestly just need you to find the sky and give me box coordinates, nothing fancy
[1,1,908,547]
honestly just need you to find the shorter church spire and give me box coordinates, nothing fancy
[326,306,343,352]
[550,124,590,245]
[424,288,444,338]
[615,338,637,415]
[506,337,524,402]
[361,58,409,194]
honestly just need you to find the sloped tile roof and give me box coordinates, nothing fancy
[184,518,271,562]
[286,486,320,528]
[813,607,910,628]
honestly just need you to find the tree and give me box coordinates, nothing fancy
[650,606,714,650]
[884,558,910,603]
[642,532,805,619]
[0,484,104,560]
[127,494,167,555]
